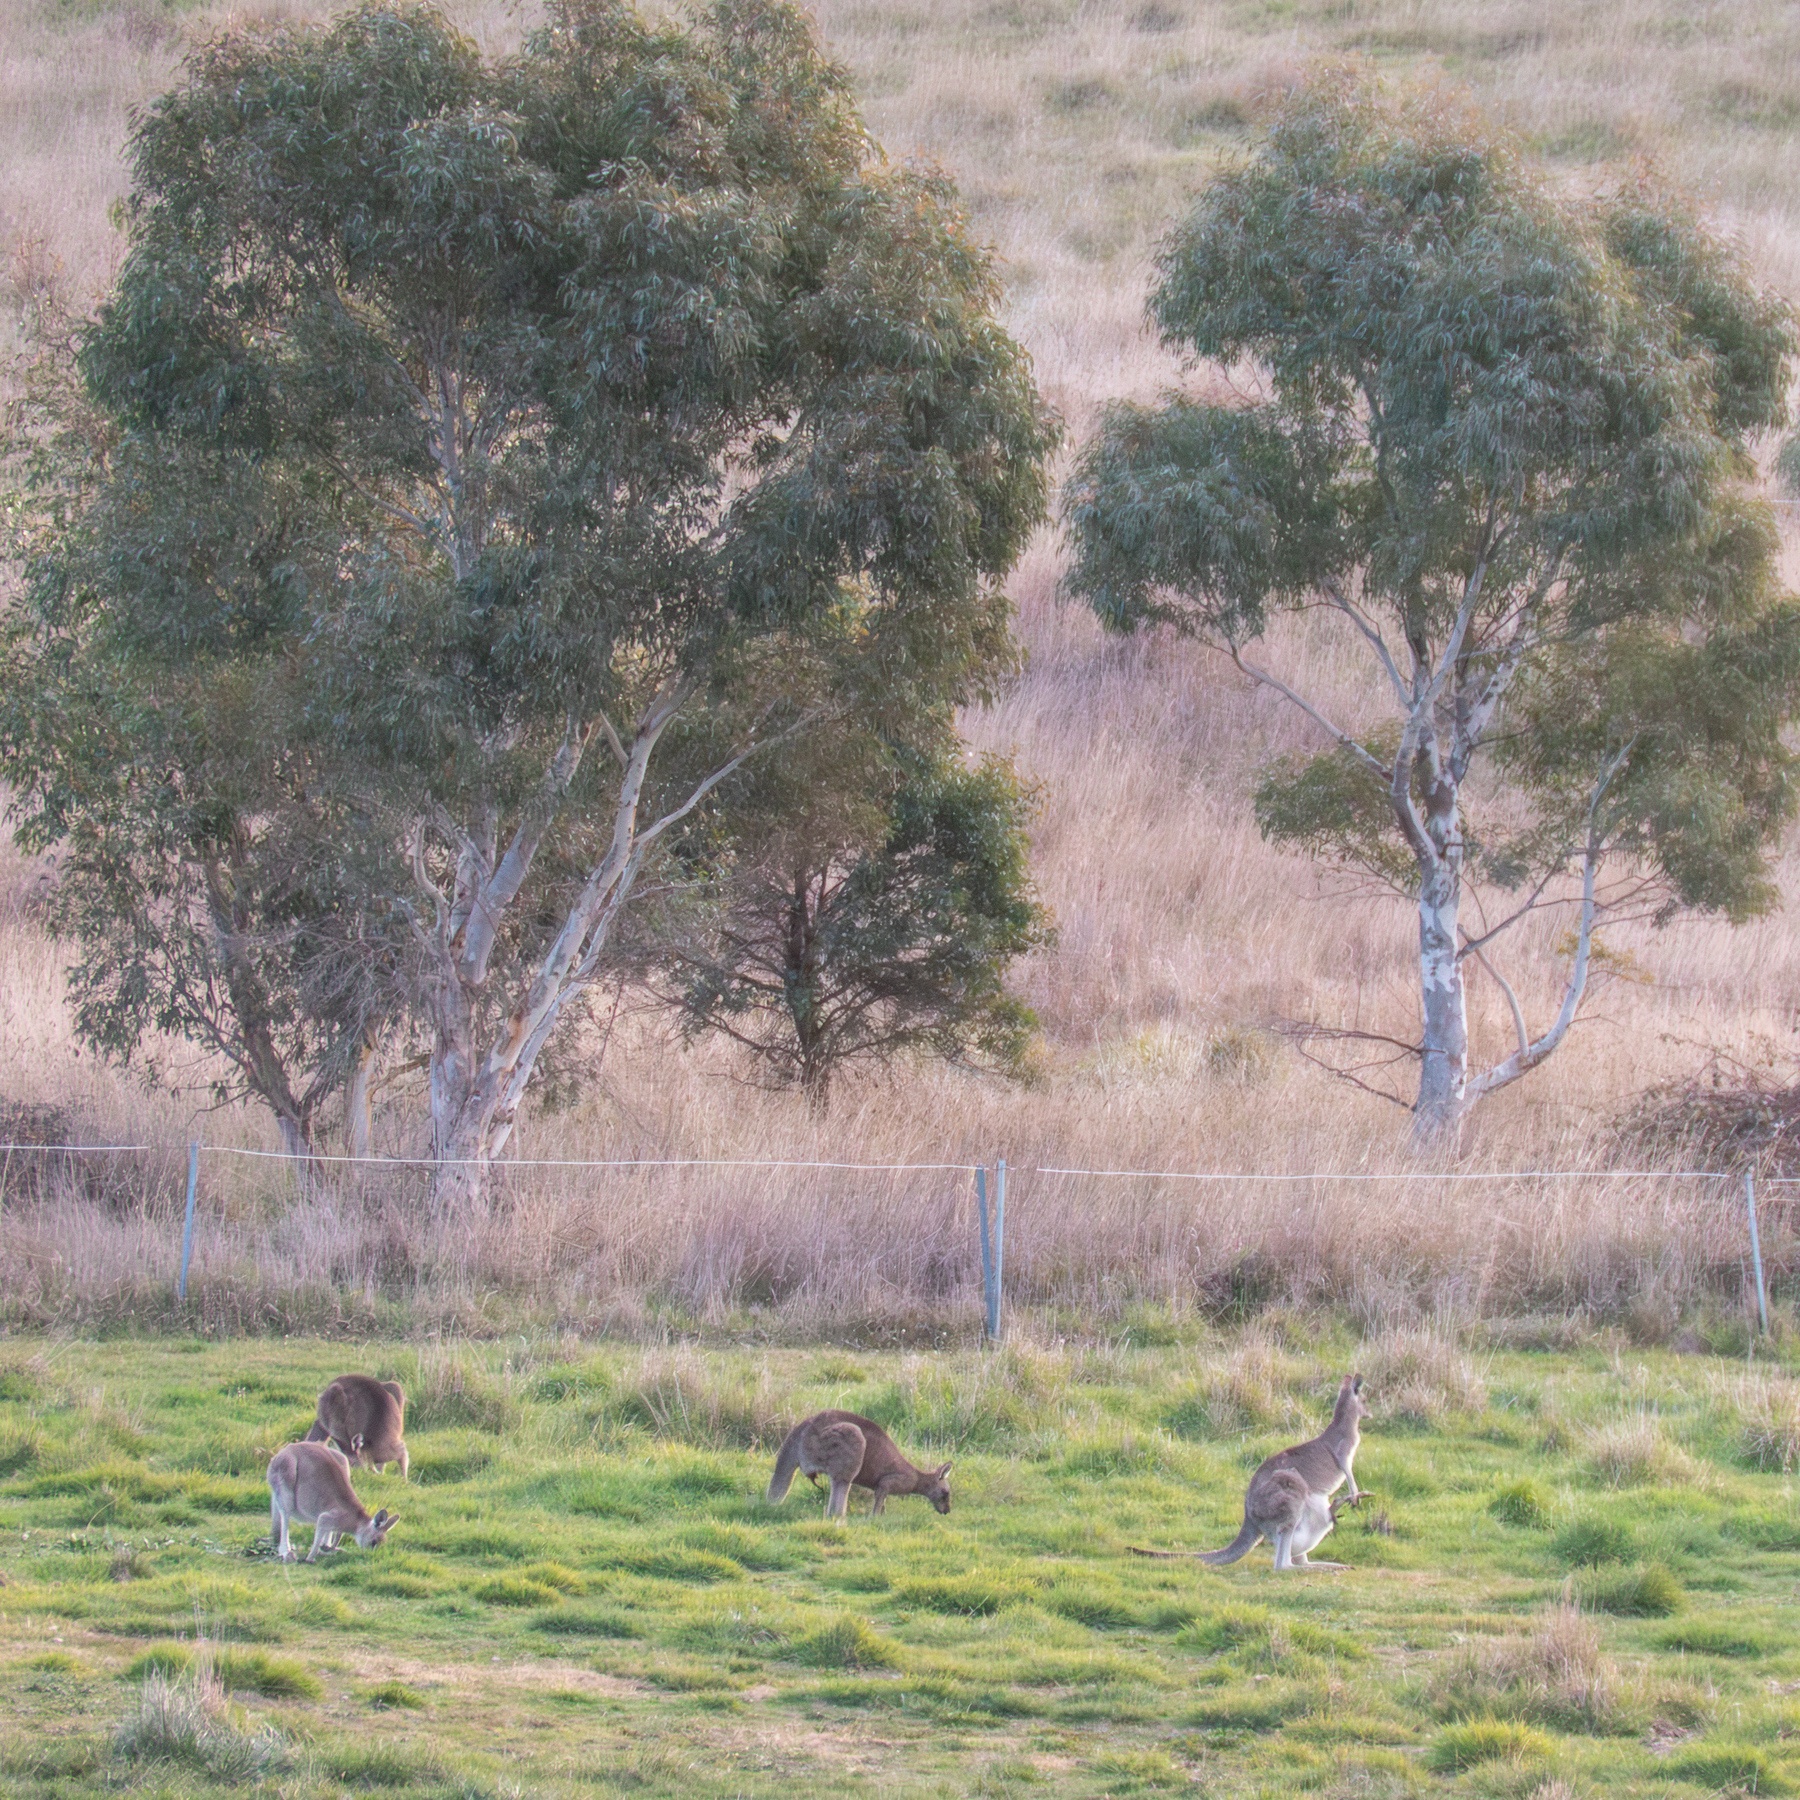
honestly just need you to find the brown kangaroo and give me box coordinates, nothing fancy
[1132,1373,1371,1572]
[766,1411,952,1520]
[305,1375,408,1479]
[267,1440,400,1562]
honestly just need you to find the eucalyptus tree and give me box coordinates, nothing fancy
[11,0,1055,1198]
[1065,74,1799,1139]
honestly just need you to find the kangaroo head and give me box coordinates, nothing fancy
[1339,1373,1370,1423]
[925,1462,952,1514]
[355,1507,399,1550]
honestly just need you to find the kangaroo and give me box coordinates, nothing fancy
[305,1375,408,1479]
[1131,1374,1370,1572]
[766,1411,952,1520]
[267,1440,400,1563]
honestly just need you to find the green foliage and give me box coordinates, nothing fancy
[3,0,1057,1167]
[673,746,1051,1106]
[1063,67,1799,1128]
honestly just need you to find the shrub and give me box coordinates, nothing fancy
[1426,1719,1554,1772]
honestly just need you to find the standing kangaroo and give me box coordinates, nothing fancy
[767,1411,952,1520]
[1133,1373,1370,1572]
[267,1440,400,1562]
[305,1375,408,1479]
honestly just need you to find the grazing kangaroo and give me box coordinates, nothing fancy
[767,1411,952,1520]
[305,1375,408,1479]
[267,1440,400,1563]
[1132,1373,1370,1572]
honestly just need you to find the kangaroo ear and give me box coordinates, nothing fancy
[934,1462,952,1481]
[1351,1374,1364,1394]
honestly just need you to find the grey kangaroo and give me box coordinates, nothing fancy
[267,1440,400,1563]
[1134,1373,1370,1571]
[305,1375,409,1480]
[767,1411,951,1520]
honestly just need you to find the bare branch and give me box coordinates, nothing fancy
[1227,644,1389,780]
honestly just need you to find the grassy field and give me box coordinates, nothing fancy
[3,1327,1800,1797]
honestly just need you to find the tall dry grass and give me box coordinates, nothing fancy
[3,0,1800,1334]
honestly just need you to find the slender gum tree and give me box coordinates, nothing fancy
[1065,73,1799,1140]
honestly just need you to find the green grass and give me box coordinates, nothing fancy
[4,1332,1800,1798]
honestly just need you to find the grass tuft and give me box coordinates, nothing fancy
[366,1679,427,1709]
[1426,1718,1555,1771]
[1552,1516,1633,1566]
[892,1573,1037,1615]
[1655,1618,1766,1658]
[790,1614,903,1670]
[1489,1479,1548,1527]
[1575,1562,1683,1618]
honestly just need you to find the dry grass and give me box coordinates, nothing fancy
[1430,1600,1644,1736]
[1582,1411,1709,1490]
[4,0,1800,1332]
[1709,1368,1800,1472]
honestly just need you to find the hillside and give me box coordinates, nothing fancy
[4,0,1800,1331]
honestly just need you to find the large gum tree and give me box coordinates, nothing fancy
[1065,74,1800,1140]
[12,0,1054,1197]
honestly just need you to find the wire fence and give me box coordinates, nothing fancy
[0,1137,1785,1340]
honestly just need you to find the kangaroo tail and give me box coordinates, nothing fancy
[1198,1518,1261,1566]
[766,1423,807,1503]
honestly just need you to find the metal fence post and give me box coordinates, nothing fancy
[1746,1167,1769,1337]
[177,1141,200,1301]
[993,1158,1006,1344]
[976,1165,995,1342]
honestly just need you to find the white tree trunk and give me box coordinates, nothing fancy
[415,683,759,1206]
[1413,852,1468,1143]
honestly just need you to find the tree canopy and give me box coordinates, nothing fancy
[4,0,1056,1192]
[1065,71,1800,1137]
[672,740,1049,1107]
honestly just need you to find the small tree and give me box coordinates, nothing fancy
[9,0,1054,1197]
[674,745,1049,1107]
[1065,73,1800,1139]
